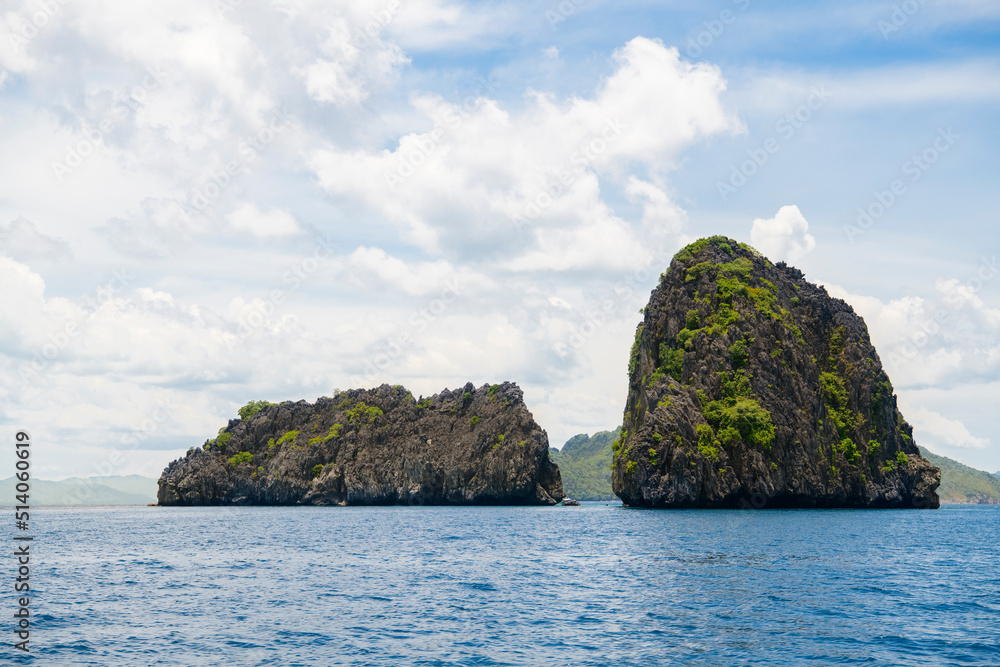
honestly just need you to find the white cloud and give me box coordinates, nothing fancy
[310,36,738,267]
[750,204,816,263]
[294,20,409,106]
[626,177,687,234]
[0,216,72,262]
[903,404,990,450]
[342,246,493,296]
[227,203,301,237]
[824,276,1000,390]
[387,0,517,51]
[734,60,1000,117]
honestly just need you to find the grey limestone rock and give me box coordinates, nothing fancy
[611,236,940,509]
[158,382,564,506]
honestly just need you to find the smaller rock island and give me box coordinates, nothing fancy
[157,382,565,506]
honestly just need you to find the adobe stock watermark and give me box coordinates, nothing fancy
[17,269,133,387]
[340,0,407,55]
[227,235,340,347]
[51,67,167,182]
[685,0,751,60]
[6,0,70,53]
[349,278,462,386]
[180,109,293,216]
[717,85,831,202]
[556,245,674,354]
[385,75,499,191]
[843,127,958,244]
[878,0,928,39]
[511,117,628,230]
[545,0,587,29]
[885,253,997,370]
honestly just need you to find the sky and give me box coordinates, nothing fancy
[1,0,998,480]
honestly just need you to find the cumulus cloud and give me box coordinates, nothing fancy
[750,204,817,263]
[227,204,301,237]
[342,246,493,297]
[825,273,1000,390]
[294,19,408,106]
[97,198,195,258]
[310,36,739,266]
[0,217,72,262]
[903,405,990,450]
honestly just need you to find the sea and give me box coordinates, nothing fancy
[9,503,999,666]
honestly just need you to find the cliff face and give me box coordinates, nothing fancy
[158,382,564,506]
[612,236,940,509]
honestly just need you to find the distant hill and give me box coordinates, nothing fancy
[994,471,1000,480]
[919,448,1000,504]
[0,475,158,506]
[550,428,620,500]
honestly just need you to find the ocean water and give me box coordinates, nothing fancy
[11,503,999,666]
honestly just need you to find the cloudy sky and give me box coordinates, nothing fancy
[1,0,998,479]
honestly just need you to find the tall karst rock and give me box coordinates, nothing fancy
[611,236,940,509]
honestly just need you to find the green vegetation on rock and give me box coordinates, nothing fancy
[701,371,774,450]
[238,400,275,421]
[276,430,299,446]
[696,424,720,462]
[346,402,383,426]
[227,451,253,466]
[628,324,644,377]
[308,423,342,446]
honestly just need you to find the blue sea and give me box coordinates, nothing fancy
[11,503,999,666]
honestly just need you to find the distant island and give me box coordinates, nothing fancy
[550,429,619,501]
[611,236,940,508]
[0,475,157,505]
[919,448,1000,504]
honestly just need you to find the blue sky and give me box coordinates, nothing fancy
[1,0,998,478]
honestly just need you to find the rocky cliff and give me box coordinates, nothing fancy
[611,236,940,509]
[158,382,564,506]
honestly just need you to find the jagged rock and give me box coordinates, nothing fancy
[158,382,564,506]
[611,236,940,509]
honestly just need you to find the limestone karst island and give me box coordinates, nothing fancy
[158,237,940,510]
